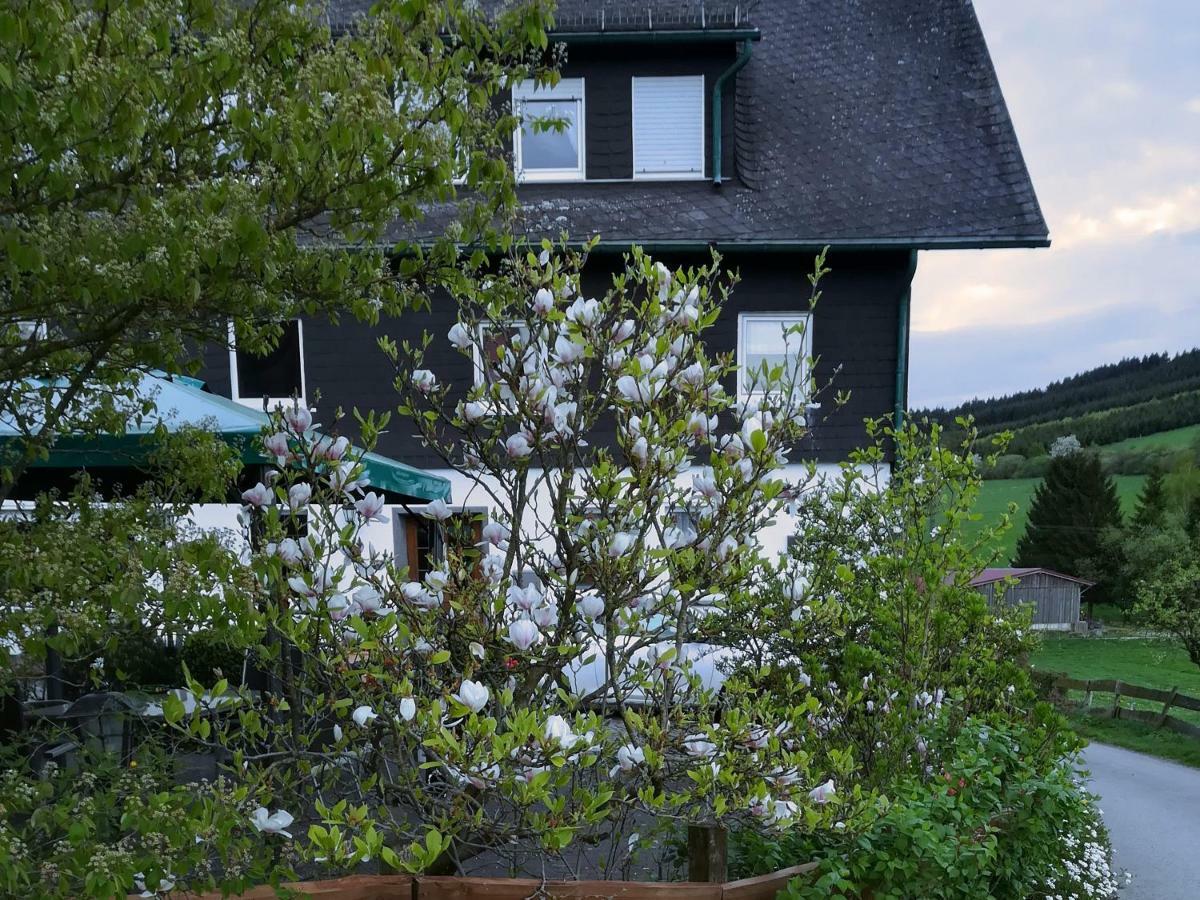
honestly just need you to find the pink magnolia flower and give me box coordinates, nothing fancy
[352,585,384,615]
[262,431,290,462]
[629,436,648,466]
[685,412,716,442]
[579,594,604,620]
[504,433,532,458]
[507,619,541,651]
[508,582,541,612]
[411,369,437,394]
[479,521,510,549]
[329,460,368,495]
[283,406,312,435]
[272,538,303,566]
[461,400,488,424]
[354,491,388,523]
[532,603,558,629]
[611,319,636,342]
[552,334,585,365]
[316,435,350,461]
[693,471,719,499]
[241,482,273,508]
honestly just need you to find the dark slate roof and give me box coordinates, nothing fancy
[328,0,1049,248]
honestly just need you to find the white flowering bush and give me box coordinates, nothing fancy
[149,243,867,884]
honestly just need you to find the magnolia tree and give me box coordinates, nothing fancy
[160,245,860,884]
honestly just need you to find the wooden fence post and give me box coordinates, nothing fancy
[1111,681,1123,719]
[687,824,728,883]
[1157,687,1179,728]
[1083,680,1093,709]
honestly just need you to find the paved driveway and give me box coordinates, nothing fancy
[1082,742,1200,899]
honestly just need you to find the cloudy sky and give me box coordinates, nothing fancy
[909,0,1200,409]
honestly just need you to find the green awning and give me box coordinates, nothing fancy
[0,374,450,503]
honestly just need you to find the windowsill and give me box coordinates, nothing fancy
[631,173,706,182]
[232,396,307,413]
[517,171,587,183]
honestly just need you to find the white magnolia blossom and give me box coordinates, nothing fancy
[608,532,635,558]
[507,618,541,650]
[315,434,350,461]
[421,498,453,521]
[354,491,388,523]
[454,679,490,713]
[462,400,489,424]
[287,482,312,509]
[565,296,600,326]
[134,872,176,897]
[579,594,604,620]
[808,779,836,804]
[507,582,541,612]
[399,697,417,722]
[610,743,645,777]
[250,807,295,838]
[531,602,558,629]
[448,322,472,349]
[352,705,378,728]
[480,521,510,549]
[532,287,554,316]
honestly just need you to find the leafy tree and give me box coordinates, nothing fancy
[1014,447,1124,614]
[0,0,554,500]
[1135,550,1200,670]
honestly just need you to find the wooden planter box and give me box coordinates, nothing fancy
[177,864,817,900]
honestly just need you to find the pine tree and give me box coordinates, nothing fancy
[1014,448,1124,614]
[1132,467,1169,530]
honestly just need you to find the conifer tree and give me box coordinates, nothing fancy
[1132,467,1169,530]
[1014,445,1124,613]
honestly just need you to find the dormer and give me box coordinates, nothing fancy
[511,6,759,186]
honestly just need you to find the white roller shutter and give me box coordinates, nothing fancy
[632,76,705,179]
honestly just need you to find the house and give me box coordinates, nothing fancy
[970,568,1092,632]
[197,0,1048,562]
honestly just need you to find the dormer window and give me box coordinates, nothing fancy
[229,320,306,411]
[513,79,586,182]
[632,76,705,180]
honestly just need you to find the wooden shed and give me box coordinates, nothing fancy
[970,568,1092,631]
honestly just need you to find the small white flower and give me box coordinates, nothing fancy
[411,369,437,394]
[398,697,416,722]
[462,400,489,424]
[469,641,486,660]
[250,807,294,838]
[448,322,473,349]
[538,248,551,265]
[352,705,378,728]
[454,679,489,713]
[333,724,343,742]
[508,618,541,651]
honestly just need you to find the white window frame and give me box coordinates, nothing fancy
[631,75,706,181]
[228,319,308,411]
[512,79,586,182]
[736,312,813,405]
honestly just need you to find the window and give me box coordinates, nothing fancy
[229,320,306,410]
[737,313,812,403]
[474,321,532,400]
[513,79,585,181]
[400,512,483,582]
[632,76,705,179]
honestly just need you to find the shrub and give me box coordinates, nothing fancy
[180,631,247,686]
[775,715,1118,900]
[62,627,181,697]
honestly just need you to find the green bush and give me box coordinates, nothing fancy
[180,631,247,685]
[730,715,1119,900]
[63,627,181,696]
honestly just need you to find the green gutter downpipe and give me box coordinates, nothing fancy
[712,39,754,187]
[894,250,918,431]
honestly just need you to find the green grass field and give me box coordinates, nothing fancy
[965,475,1145,564]
[1097,423,1200,455]
[1031,634,1200,768]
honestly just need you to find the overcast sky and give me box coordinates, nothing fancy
[909,0,1200,409]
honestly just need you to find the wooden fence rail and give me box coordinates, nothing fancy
[1051,676,1200,739]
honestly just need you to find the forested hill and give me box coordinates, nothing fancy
[917,349,1200,436]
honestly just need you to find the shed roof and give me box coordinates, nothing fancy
[326,0,1048,248]
[970,568,1095,588]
